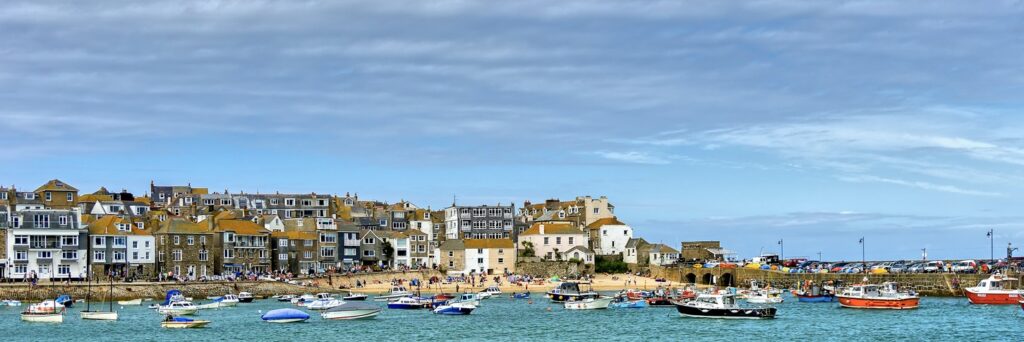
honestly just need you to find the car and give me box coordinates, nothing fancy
[797,260,819,269]
[871,261,894,272]
[907,262,927,273]
[923,260,945,273]
[889,260,911,273]
[831,262,849,273]
[951,260,977,273]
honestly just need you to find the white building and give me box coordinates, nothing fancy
[586,217,633,256]
[5,209,88,280]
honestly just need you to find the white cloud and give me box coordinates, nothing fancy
[593,151,670,165]
[837,175,1002,197]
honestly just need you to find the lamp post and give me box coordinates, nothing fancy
[859,237,865,274]
[778,239,784,261]
[987,229,994,262]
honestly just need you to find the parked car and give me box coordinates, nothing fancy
[889,260,911,273]
[831,262,850,273]
[951,260,977,273]
[907,262,927,273]
[923,260,945,273]
[871,261,894,272]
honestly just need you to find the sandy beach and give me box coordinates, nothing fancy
[318,273,683,295]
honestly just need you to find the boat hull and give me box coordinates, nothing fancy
[264,318,308,323]
[547,293,599,302]
[161,321,210,328]
[321,309,381,320]
[81,311,119,320]
[837,296,919,309]
[433,305,475,315]
[21,313,64,323]
[238,298,254,303]
[675,304,776,319]
[158,307,199,315]
[387,303,429,309]
[564,297,613,310]
[965,290,1022,305]
[117,299,143,306]
[343,295,368,301]
[796,294,835,303]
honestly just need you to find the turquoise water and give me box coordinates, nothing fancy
[2,293,1022,341]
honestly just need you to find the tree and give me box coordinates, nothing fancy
[381,240,395,267]
[521,241,536,257]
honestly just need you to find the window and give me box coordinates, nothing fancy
[594,208,599,214]
[285,198,295,206]
[279,253,288,260]
[448,251,454,257]
[200,236,206,245]
[12,216,19,228]
[362,250,375,257]
[132,251,138,260]
[363,237,375,244]
[199,250,208,261]
[173,249,182,261]
[14,265,26,274]
[543,237,549,245]
[14,251,28,261]
[174,236,180,245]
[58,264,70,276]
[60,236,77,248]
[225,233,235,243]
[67,193,73,201]
[59,216,68,226]
[302,199,312,206]
[556,237,562,245]
[568,237,574,245]
[270,198,279,205]
[477,258,484,264]
[94,250,105,261]
[498,258,504,263]
[224,249,234,258]
[220,199,231,205]
[45,192,51,201]
[320,233,336,243]
[477,248,483,254]
[61,250,77,260]
[259,249,267,259]
[132,241,138,248]
[113,237,126,247]
[38,251,52,259]
[187,236,194,245]
[417,245,425,253]
[498,249,504,254]
[14,236,28,245]
[304,251,313,259]
[448,261,454,267]
[34,214,50,228]
[320,247,336,258]
[113,251,125,261]
[204,199,214,205]
[304,240,313,247]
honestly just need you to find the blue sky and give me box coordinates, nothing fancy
[2,1,1023,260]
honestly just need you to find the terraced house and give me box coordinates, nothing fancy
[270,230,318,275]
[439,239,516,275]
[212,218,272,275]
[4,208,88,280]
[154,218,213,280]
[87,215,156,279]
[239,193,334,219]
[34,179,79,210]
[444,203,515,240]
[282,218,336,273]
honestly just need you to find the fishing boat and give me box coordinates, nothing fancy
[117,299,143,306]
[373,286,412,301]
[387,297,431,309]
[792,281,836,303]
[433,293,455,301]
[547,282,599,302]
[433,301,476,315]
[81,275,119,321]
[160,301,200,315]
[965,274,1023,305]
[306,293,344,311]
[564,297,613,310]
[219,294,240,307]
[261,308,310,323]
[745,289,784,304]
[343,292,369,301]
[277,295,295,302]
[321,302,382,320]
[238,292,255,303]
[456,293,481,307]
[837,282,919,309]
[21,300,65,323]
[161,316,210,328]
[675,293,776,319]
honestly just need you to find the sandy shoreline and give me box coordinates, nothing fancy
[321,273,685,295]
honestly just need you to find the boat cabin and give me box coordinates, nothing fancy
[389,286,409,294]
[693,294,736,308]
[975,276,1018,290]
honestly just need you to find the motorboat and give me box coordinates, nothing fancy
[564,297,613,310]
[261,308,310,323]
[512,292,530,299]
[21,300,65,323]
[965,274,1023,305]
[292,294,316,306]
[792,281,836,303]
[159,301,200,315]
[238,292,255,303]
[675,293,776,319]
[610,298,648,309]
[306,294,344,311]
[343,292,369,301]
[837,282,919,309]
[277,295,295,302]
[481,286,502,296]
[745,289,784,304]
[373,286,412,301]
[387,297,431,309]
[456,293,481,307]
[476,292,492,300]
[219,294,240,307]
[321,302,382,320]
[433,301,476,315]
[547,282,599,302]
[161,316,210,328]
[56,295,73,308]
[117,299,143,306]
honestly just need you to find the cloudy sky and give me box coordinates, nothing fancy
[3,1,1023,260]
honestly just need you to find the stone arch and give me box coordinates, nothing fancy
[718,272,734,287]
[685,273,697,284]
[701,273,714,285]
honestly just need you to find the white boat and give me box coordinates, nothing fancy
[676,293,777,319]
[2,300,22,306]
[433,301,476,315]
[481,286,502,296]
[745,289,784,304]
[476,292,492,300]
[292,294,316,306]
[277,295,295,302]
[117,299,143,306]
[21,300,64,323]
[321,302,382,320]
[158,301,199,315]
[219,294,240,307]
[81,311,119,320]
[373,286,412,301]
[238,292,255,303]
[162,317,210,328]
[564,296,613,310]
[306,294,344,311]
[456,293,481,307]
[196,302,223,310]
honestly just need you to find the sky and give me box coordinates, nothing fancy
[2,1,1023,261]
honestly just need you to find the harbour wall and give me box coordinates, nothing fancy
[648,266,990,297]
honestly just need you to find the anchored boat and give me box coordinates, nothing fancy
[261,308,310,323]
[161,316,210,328]
[837,282,919,309]
[433,301,476,315]
[564,297,613,310]
[321,302,382,320]
[238,292,255,303]
[21,300,65,323]
[675,293,776,319]
[965,274,1022,305]
[373,286,412,301]
[547,282,599,302]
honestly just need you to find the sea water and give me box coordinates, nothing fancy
[1,293,1021,341]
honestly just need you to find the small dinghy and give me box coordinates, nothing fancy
[610,299,648,309]
[261,308,310,323]
[512,292,531,299]
[321,302,382,320]
[117,299,143,306]
[161,316,210,328]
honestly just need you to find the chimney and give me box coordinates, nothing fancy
[540,224,545,235]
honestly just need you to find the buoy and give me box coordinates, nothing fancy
[546,307,551,312]
[258,310,263,314]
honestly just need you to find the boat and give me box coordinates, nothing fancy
[456,293,481,307]
[837,282,919,309]
[792,281,837,303]
[306,293,344,311]
[321,302,382,320]
[238,292,255,303]
[3,300,22,306]
[160,301,200,315]
[387,297,432,309]
[55,294,73,308]
[564,297,613,310]
[481,286,502,296]
[476,292,492,300]
[373,286,412,301]
[433,293,455,301]
[675,293,776,319]
[965,274,1023,305]
[292,294,316,306]
[343,292,369,301]
[512,292,531,299]
[161,316,210,328]
[196,301,224,310]
[745,289,784,304]
[610,298,648,309]
[277,295,295,302]
[433,301,476,315]
[21,300,65,323]
[261,308,310,323]
[117,299,143,306]
[547,282,599,302]
[219,294,240,307]
[81,275,119,320]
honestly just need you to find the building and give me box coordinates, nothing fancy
[232,193,333,219]
[443,203,515,239]
[681,241,728,262]
[517,222,589,261]
[87,215,156,280]
[519,196,615,229]
[270,230,318,275]
[647,244,680,266]
[337,221,361,270]
[154,218,214,280]
[0,203,8,278]
[5,208,88,280]
[623,238,649,265]
[439,239,516,275]
[359,230,385,266]
[150,182,208,208]
[212,218,272,275]
[586,217,633,256]
[34,179,79,210]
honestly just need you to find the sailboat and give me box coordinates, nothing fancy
[22,268,65,323]
[81,274,119,320]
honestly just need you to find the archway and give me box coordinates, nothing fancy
[718,273,734,287]
[685,273,697,284]
[701,273,713,285]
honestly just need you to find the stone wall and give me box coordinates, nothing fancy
[515,261,591,278]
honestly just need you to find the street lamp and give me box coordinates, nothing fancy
[987,229,994,262]
[778,239,784,261]
[859,237,865,274]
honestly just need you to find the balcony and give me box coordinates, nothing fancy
[30,242,59,249]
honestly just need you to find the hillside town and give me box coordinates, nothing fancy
[0,179,706,282]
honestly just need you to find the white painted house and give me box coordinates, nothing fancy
[586,217,633,256]
[5,209,88,280]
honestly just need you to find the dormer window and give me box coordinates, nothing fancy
[25,193,35,200]
[424,212,430,219]
[203,199,214,205]
[345,199,353,206]
[59,216,68,226]
[45,192,51,201]
[285,198,295,206]
[116,223,129,231]
[137,222,145,229]
[558,211,565,219]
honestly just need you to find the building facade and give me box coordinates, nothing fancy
[444,204,515,239]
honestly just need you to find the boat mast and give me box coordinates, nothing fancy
[86,270,92,311]
[108,274,114,312]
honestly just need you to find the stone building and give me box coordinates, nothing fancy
[154,218,214,280]
[34,179,79,210]
[270,230,318,275]
[680,241,723,261]
[440,239,516,275]
[212,219,272,275]
[87,215,156,280]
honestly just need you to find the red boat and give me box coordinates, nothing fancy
[965,274,1022,305]
[433,293,455,301]
[836,283,919,310]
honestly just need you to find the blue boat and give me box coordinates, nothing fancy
[162,290,185,305]
[611,299,648,308]
[261,308,310,323]
[796,294,835,303]
[793,282,837,303]
[387,297,429,309]
[55,295,73,308]
[432,302,475,315]
[512,292,530,299]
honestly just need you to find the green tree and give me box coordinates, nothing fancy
[381,240,394,267]
[521,241,536,257]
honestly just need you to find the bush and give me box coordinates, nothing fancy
[595,259,629,273]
